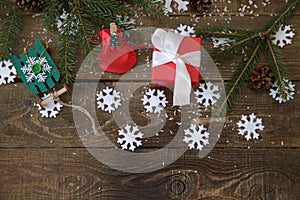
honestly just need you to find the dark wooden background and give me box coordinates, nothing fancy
[1,1,300,199]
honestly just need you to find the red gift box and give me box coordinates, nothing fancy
[152,36,202,88]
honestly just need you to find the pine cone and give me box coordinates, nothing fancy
[249,65,275,90]
[190,0,212,12]
[15,0,46,12]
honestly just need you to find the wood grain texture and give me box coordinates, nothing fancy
[0,148,299,199]
[0,82,299,148]
[0,0,300,199]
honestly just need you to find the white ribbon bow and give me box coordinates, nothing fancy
[151,28,201,106]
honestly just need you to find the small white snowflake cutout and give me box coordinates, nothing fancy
[269,78,295,103]
[237,113,265,140]
[141,89,168,114]
[175,24,195,37]
[117,125,143,151]
[96,87,122,113]
[211,37,234,48]
[272,25,295,48]
[56,9,79,35]
[194,82,221,107]
[21,57,52,83]
[116,15,136,29]
[0,59,17,85]
[183,124,210,150]
[36,93,63,118]
[164,0,189,13]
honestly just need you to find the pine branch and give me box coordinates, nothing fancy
[58,13,77,85]
[196,26,257,39]
[195,1,299,110]
[126,0,164,18]
[212,33,261,60]
[42,0,62,31]
[76,0,131,27]
[265,0,300,35]
[220,43,262,111]
[73,8,93,56]
[0,7,23,60]
[266,39,290,99]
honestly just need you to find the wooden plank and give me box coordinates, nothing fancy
[0,1,299,199]
[0,148,299,199]
[0,82,299,148]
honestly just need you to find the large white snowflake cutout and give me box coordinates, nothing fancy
[183,124,210,150]
[272,25,295,48]
[21,56,52,83]
[237,113,265,140]
[175,24,195,37]
[269,78,295,103]
[141,89,168,114]
[164,0,189,13]
[211,37,235,48]
[194,82,221,107]
[36,93,63,118]
[96,87,121,113]
[117,125,143,151]
[0,59,17,85]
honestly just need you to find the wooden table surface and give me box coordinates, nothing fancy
[1,1,300,199]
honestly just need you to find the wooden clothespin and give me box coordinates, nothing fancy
[40,85,68,107]
[110,23,117,34]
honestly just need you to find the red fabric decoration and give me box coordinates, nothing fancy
[92,29,137,73]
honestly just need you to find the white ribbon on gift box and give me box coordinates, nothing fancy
[151,28,201,106]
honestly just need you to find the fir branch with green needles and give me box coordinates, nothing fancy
[197,26,257,39]
[127,0,165,18]
[57,13,78,85]
[264,0,300,35]
[266,39,290,98]
[220,43,262,109]
[0,7,23,60]
[73,8,94,56]
[212,33,261,60]
[43,0,63,31]
[196,0,300,111]
[76,0,131,27]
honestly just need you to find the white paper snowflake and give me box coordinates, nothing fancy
[117,125,143,151]
[272,25,295,48]
[194,82,221,107]
[237,113,264,140]
[269,78,295,103]
[116,15,136,29]
[211,37,234,48]
[36,93,63,118]
[141,89,168,114]
[56,9,79,35]
[183,124,210,150]
[175,24,195,37]
[96,87,122,113]
[164,0,189,13]
[20,56,52,83]
[0,59,17,85]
